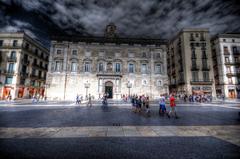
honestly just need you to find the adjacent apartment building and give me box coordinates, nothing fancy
[46,23,169,100]
[167,28,216,97]
[211,34,240,98]
[0,32,49,100]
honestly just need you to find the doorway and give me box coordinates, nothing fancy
[105,81,113,98]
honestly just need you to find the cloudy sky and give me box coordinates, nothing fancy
[0,0,240,47]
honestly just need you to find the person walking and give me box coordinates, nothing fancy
[159,95,167,116]
[87,93,92,107]
[145,96,150,116]
[76,94,80,104]
[168,94,178,119]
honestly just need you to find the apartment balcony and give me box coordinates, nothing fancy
[226,72,240,77]
[7,57,17,62]
[190,37,195,41]
[225,61,240,65]
[191,66,199,71]
[224,51,230,55]
[178,80,185,85]
[200,37,205,41]
[0,43,22,49]
[202,66,210,71]
[30,74,38,79]
[233,51,240,55]
[20,72,29,78]
[190,79,213,85]
[22,60,30,65]
[96,71,123,77]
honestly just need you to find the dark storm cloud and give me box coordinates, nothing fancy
[0,0,240,47]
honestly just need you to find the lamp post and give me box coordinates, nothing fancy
[84,81,90,99]
[127,81,132,97]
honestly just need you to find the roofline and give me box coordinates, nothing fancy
[0,31,49,52]
[50,35,168,45]
[169,28,209,43]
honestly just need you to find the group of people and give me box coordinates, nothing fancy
[130,94,178,119]
[130,95,150,115]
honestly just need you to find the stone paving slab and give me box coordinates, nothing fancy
[1,125,239,146]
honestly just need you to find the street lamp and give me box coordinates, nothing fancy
[127,81,132,96]
[84,81,90,99]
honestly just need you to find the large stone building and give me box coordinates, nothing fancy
[167,28,216,97]
[46,23,169,100]
[211,34,240,98]
[0,32,49,100]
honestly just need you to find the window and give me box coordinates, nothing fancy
[234,57,238,63]
[71,62,77,72]
[232,39,235,43]
[5,76,13,84]
[8,63,14,73]
[25,43,29,49]
[226,66,231,73]
[232,46,238,54]
[0,40,3,46]
[115,63,121,73]
[141,64,147,74]
[203,72,209,81]
[40,61,43,67]
[142,52,147,58]
[72,50,77,56]
[45,64,48,69]
[84,62,90,72]
[10,51,16,59]
[98,63,104,72]
[156,53,160,58]
[157,80,162,87]
[195,33,199,37]
[128,63,134,73]
[225,57,229,62]
[55,61,62,71]
[142,80,147,86]
[192,71,199,81]
[32,68,36,75]
[155,64,161,74]
[202,59,208,67]
[38,71,42,78]
[13,40,18,47]
[56,49,62,54]
[228,77,233,84]
[223,46,229,54]
[223,39,226,42]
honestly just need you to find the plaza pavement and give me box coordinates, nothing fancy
[0,99,239,159]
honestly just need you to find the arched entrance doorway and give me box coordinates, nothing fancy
[105,81,113,98]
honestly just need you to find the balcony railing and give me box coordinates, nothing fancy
[226,72,240,77]
[224,51,230,55]
[97,71,123,77]
[20,72,29,77]
[225,61,240,65]
[7,57,17,62]
[190,79,213,85]
[0,43,22,49]
[191,66,199,71]
[202,66,210,71]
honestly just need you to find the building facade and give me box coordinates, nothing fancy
[0,32,49,100]
[167,28,216,97]
[211,34,240,98]
[46,24,169,100]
